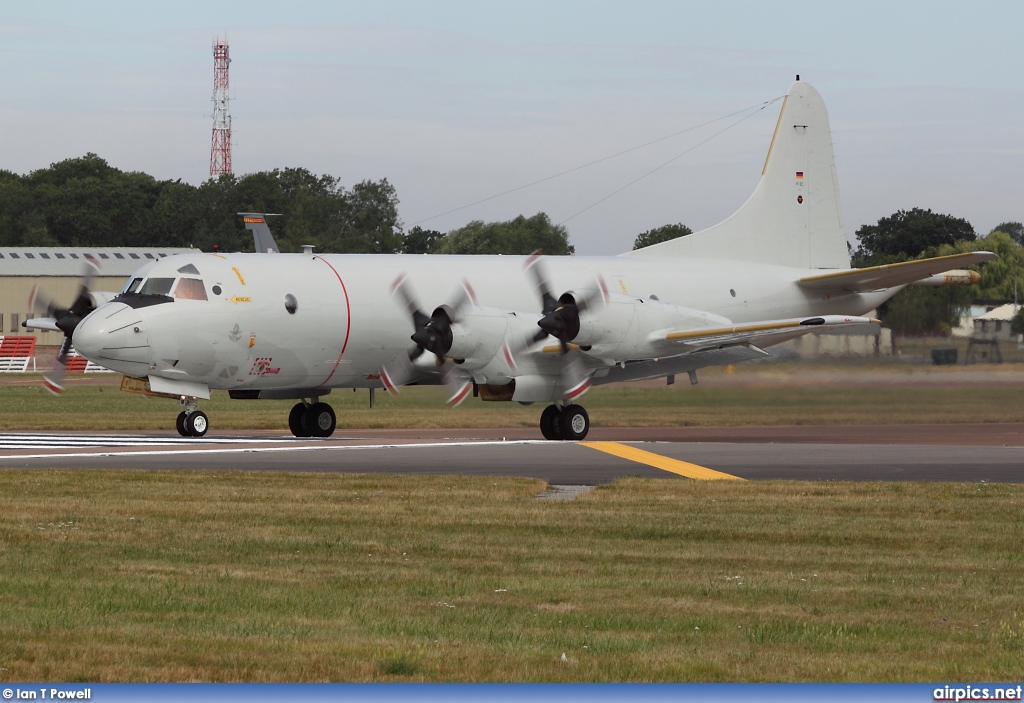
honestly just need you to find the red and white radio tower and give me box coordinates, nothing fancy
[209,38,232,178]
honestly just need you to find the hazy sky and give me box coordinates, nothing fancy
[1,1,1021,254]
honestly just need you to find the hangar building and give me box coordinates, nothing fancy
[1,247,197,348]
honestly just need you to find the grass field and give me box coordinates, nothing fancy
[0,471,1022,682]
[2,363,1024,430]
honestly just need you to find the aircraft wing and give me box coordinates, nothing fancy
[797,252,996,292]
[662,314,877,353]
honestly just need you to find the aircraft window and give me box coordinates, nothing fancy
[10,253,19,259]
[124,278,143,294]
[114,253,125,259]
[144,254,155,259]
[173,278,208,301]
[285,294,298,314]
[40,253,51,259]
[129,253,140,259]
[139,278,175,296]
[0,253,4,258]
[70,253,79,259]
[26,253,35,259]
[99,253,109,259]
[177,263,200,275]
[55,253,65,259]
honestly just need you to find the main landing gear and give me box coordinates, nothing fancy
[176,397,209,437]
[539,403,590,441]
[288,400,337,438]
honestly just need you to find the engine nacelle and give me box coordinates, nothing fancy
[88,291,119,308]
[576,294,732,362]
[444,305,510,367]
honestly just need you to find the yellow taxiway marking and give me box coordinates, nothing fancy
[581,442,744,481]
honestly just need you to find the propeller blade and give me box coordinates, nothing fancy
[29,285,61,318]
[68,258,100,318]
[445,369,474,409]
[443,278,478,324]
[524,251,559,314]
[391,273,430,330]
[574,275,610,313]
[561,357,593,402]
[380,353,416,397]
[43,337,74,396]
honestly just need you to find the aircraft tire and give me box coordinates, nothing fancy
[289,403,312,437]
[175,412,189,437]
[185,411,209,438]
[559,405,589,441]
[539,405,563,440]
[306,402,337,438]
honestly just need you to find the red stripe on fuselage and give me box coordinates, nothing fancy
[315,257,352,387]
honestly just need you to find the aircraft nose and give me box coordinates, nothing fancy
[73,303,152,376]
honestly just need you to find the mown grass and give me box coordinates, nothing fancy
[1,471,1022,681]
[2,368,1024,430]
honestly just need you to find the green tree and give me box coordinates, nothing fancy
[991,221,1024,246]
[1011,307,1024,338]
[403,226,444,254]
[432,213,573,255]
[633,223,692,250]
[853,208,975,266]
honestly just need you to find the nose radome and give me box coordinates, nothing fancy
[73,303,151,375]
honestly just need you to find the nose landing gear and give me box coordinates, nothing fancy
[539,403,590,441]
[288,399,337,438]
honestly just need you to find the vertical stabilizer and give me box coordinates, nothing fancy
[626,80,850,269]
[239,213,281,254]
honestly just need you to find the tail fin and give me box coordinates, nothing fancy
[625,79,850,269]
[239,213,281,254]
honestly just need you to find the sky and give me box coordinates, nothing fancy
[0,0,1021,255]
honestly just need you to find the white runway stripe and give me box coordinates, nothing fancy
[0,433,308,450]
[0,438,550,460]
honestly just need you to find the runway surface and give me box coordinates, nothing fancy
[0,424,1022,484]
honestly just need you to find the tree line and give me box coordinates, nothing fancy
[3,153,1020,334]
[0,154,573,257]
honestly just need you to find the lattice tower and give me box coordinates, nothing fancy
[210,38,232,177]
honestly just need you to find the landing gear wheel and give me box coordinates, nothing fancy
[185,410,209,438]
[539,404,563,441]
[176,412,188,437]
[559,405,590,441]
[305,402,336,438]
[289,402,312,437]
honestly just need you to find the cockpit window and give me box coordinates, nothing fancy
[177,263,200,275]
[173,278,208,301]
[124,277,143,294]
[139,278,175,296]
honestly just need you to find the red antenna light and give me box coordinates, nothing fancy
[210,38,232,178]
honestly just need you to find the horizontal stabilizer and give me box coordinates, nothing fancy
[663,314,876,353]
[798,252,996,292]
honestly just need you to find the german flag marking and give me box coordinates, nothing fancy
[581,442,744,481]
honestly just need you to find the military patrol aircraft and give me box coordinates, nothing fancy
[28,78,994,438]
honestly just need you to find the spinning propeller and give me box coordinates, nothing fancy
[521,252,608,354]
[26,258,101,395]
[520,252,609,400]
[381,274,475,406]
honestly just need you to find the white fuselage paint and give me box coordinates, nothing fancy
[73,251,889,393]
